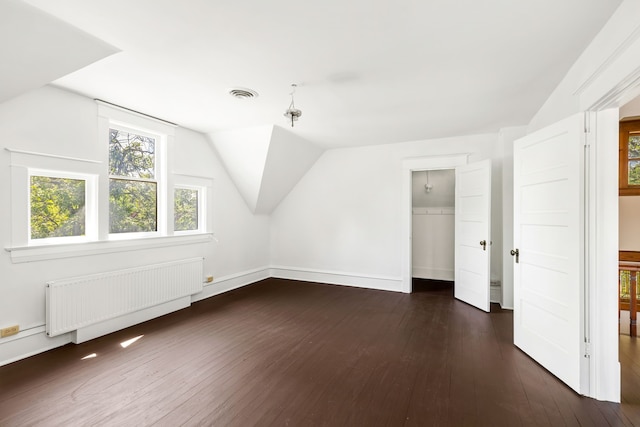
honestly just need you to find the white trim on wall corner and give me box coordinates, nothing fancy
[573,24,640,97]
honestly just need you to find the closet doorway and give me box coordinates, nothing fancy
[411,169,455,283]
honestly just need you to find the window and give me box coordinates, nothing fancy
[174,186,203,233]
[109,126,160,234]
[620,119,640,196]
[28,169,97,245]
[7,102,212,262]
[31,175,85,239]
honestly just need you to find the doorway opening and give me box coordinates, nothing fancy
[402,155,493,313]
[401,154,469,294]
[411,169,455,289]
[617,94,640,405]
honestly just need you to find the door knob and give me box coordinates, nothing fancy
[510,248,519,263]
[480,240,487,250]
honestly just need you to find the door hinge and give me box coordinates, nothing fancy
[584,342,591,358]
[584,112,591,134]
[583,113,592,147]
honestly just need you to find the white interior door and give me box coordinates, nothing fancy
[513,113,584,394]
[454,159,491,312]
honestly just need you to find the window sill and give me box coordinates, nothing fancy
[5,233,214,264]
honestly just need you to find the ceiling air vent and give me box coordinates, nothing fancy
[228,87,259,99]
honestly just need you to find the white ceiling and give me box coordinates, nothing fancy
[0,0,117,104]
[20,0,623,148]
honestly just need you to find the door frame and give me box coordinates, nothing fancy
[401,154,469,293]
[572,48,640,401]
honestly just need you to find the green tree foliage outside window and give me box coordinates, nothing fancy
[628,134,640,185]
[174,188,199,231]
[110,180,157,233]
[30,176,85,239]
[109,128,158,233]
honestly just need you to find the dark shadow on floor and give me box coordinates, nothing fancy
[412,277,454,295]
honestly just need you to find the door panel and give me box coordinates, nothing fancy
[513,113,584,394]
[454,159,491,312]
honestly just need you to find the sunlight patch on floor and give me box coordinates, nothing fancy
[120,335,144,348]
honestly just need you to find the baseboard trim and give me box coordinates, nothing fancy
[0,326,70,367]
[270,266,403,292]
[192,267,271,302]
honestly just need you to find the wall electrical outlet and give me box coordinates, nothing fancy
[1,325,19,338]
[206,275,214,283]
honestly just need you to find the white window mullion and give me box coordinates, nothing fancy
[97,114,111,241]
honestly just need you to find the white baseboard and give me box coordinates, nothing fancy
[0,326,70,367]
[192,267,271,302]
[270,266,403,292]
[412,267,454,281]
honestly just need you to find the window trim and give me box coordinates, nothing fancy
[173,184,206,235]
[27,168,98,246]
[619,119,640,196]
[6,233,214,263]
[7,149,102,249]
[5,103,214,261]
[171,173,213,236]
[108,123,165,238]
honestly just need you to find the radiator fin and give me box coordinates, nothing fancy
[46,258,203,337]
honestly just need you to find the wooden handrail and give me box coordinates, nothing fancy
[620,250,640,262]
[619,263,640,271]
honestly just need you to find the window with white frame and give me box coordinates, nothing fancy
[174,185,204,233]
[108,126,162,235]
[7,102,212,262]
[28,169,97,245]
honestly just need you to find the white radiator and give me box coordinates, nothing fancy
[46,257,203,337]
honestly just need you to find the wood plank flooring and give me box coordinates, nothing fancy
[0,278,639,426]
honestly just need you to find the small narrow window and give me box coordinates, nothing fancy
[30,174,86,241]
[174,187,202,233]
[620,119,640,196]
[109,127,159,233]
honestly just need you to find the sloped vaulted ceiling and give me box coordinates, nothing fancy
[5,0,624,214]
[0,0,118,104]
[210,126,323,214]
[19,0,622,148]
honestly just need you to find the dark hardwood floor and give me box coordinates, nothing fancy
[1,278,639,426]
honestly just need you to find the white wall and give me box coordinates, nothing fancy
[528,0,640,131]
[269,133,501,290]
[0,86,270,364]
[412,209,454,281]
[619,197,640,250]
[620,94,640,119]
[412,169,455,208]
